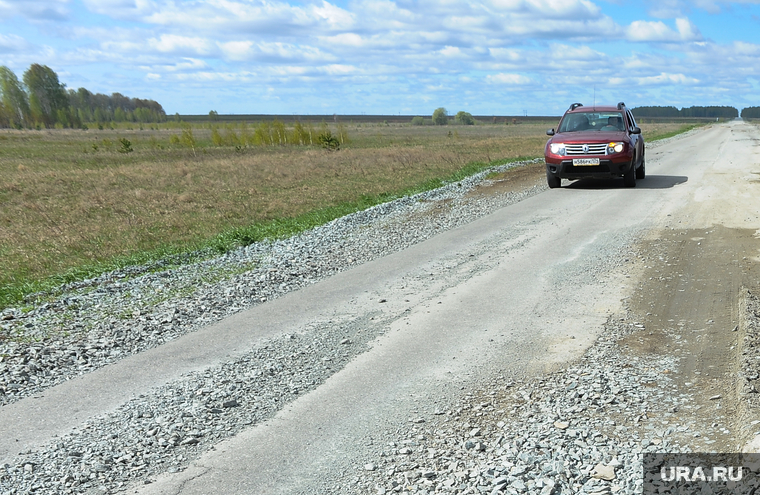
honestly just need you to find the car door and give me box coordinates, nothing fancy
[626,110,643,159]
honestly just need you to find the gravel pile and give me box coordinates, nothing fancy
[339,314,697,495]
[2,319,386,494]
[0,159,544,407]
[740,290,760,410]
[345,293,760,495]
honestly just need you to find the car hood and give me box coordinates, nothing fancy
[551,131,628,142]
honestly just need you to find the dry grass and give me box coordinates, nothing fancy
[0,119,694,306]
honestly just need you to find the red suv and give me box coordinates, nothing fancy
[544,102,645,188]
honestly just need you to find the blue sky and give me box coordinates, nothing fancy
[0,0,758,116]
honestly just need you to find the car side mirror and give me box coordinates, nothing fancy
[546,129,555,136]
[630,126,641,134]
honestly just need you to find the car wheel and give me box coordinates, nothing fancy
[623,160,636,188]
[636,157,646,180]
[547,170,561,189]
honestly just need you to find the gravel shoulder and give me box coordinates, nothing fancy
[0,160,547,409]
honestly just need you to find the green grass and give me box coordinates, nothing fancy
[643,123,705,142]
[0,154,530,310]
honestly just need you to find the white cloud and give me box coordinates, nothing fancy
[352,0,417,29]
[440,46,465,58]
[0,33,33,53]
[312,0,356,29]
[674,18,701,39]
[729,40,760,57]
[80,0,157,20]
[149,35,216,55]
[321,64,357,76]
[546,43,607,62]
[322,33,365,47]
[486,73,533,84]
[0,0,71,21]
[490,0,603,18]
[218,40,334,63]
[637,72,700,84]
[626,18,703,42]
[485,44,608,74]
[218,40,253,61]
[140,58,210,73]
[89,0,355,37]
[645,0,685,18]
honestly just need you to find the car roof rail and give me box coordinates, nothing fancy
[569,103,583,111]
[617,101,626,110]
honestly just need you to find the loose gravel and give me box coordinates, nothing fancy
[0,159,544,407]
[338,314,693,495]
[331,290,760,495]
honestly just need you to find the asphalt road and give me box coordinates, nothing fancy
[5,120,760,494]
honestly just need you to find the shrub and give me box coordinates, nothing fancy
[455,111,475,125]
[337,123,349,144]
[211,127,224,146]
[272,120,287,145]
[180,127,196,150]
[432,107,448,125]
[222,125,240,146]
[411,116,424,126]
[317,131,340,151]
[118,138,133,153]
[254,121,272,146]
[292,121,307,145]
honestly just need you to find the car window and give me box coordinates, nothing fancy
[626,110,637,129]
[558,112,625,132]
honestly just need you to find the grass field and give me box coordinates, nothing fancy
[0,119,696,309]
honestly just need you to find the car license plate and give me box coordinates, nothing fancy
[573,158,600,166]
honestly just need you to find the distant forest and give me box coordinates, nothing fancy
[632,106,739,119]
[741,107,760,119]
[0,64,166,129]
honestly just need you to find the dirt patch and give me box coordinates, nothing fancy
[395,161,547,227]
[468,160,546,197]
[624,225,760,451]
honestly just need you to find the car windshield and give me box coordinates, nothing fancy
[558,112,625,133]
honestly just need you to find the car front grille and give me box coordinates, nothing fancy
[565,143,607,156]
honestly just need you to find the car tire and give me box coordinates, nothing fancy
[636,157,646,180]
[547,170,561,189]
[623,160,636,188]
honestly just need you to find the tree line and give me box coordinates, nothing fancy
[411,108,476,126]
[0,64,166,129]
[741,107,760,119]
[632,106,739,119]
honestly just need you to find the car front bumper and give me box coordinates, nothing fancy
[545,158,634,180]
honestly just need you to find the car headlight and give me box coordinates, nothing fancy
[550,143,566,155]
[607,142,624,154]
